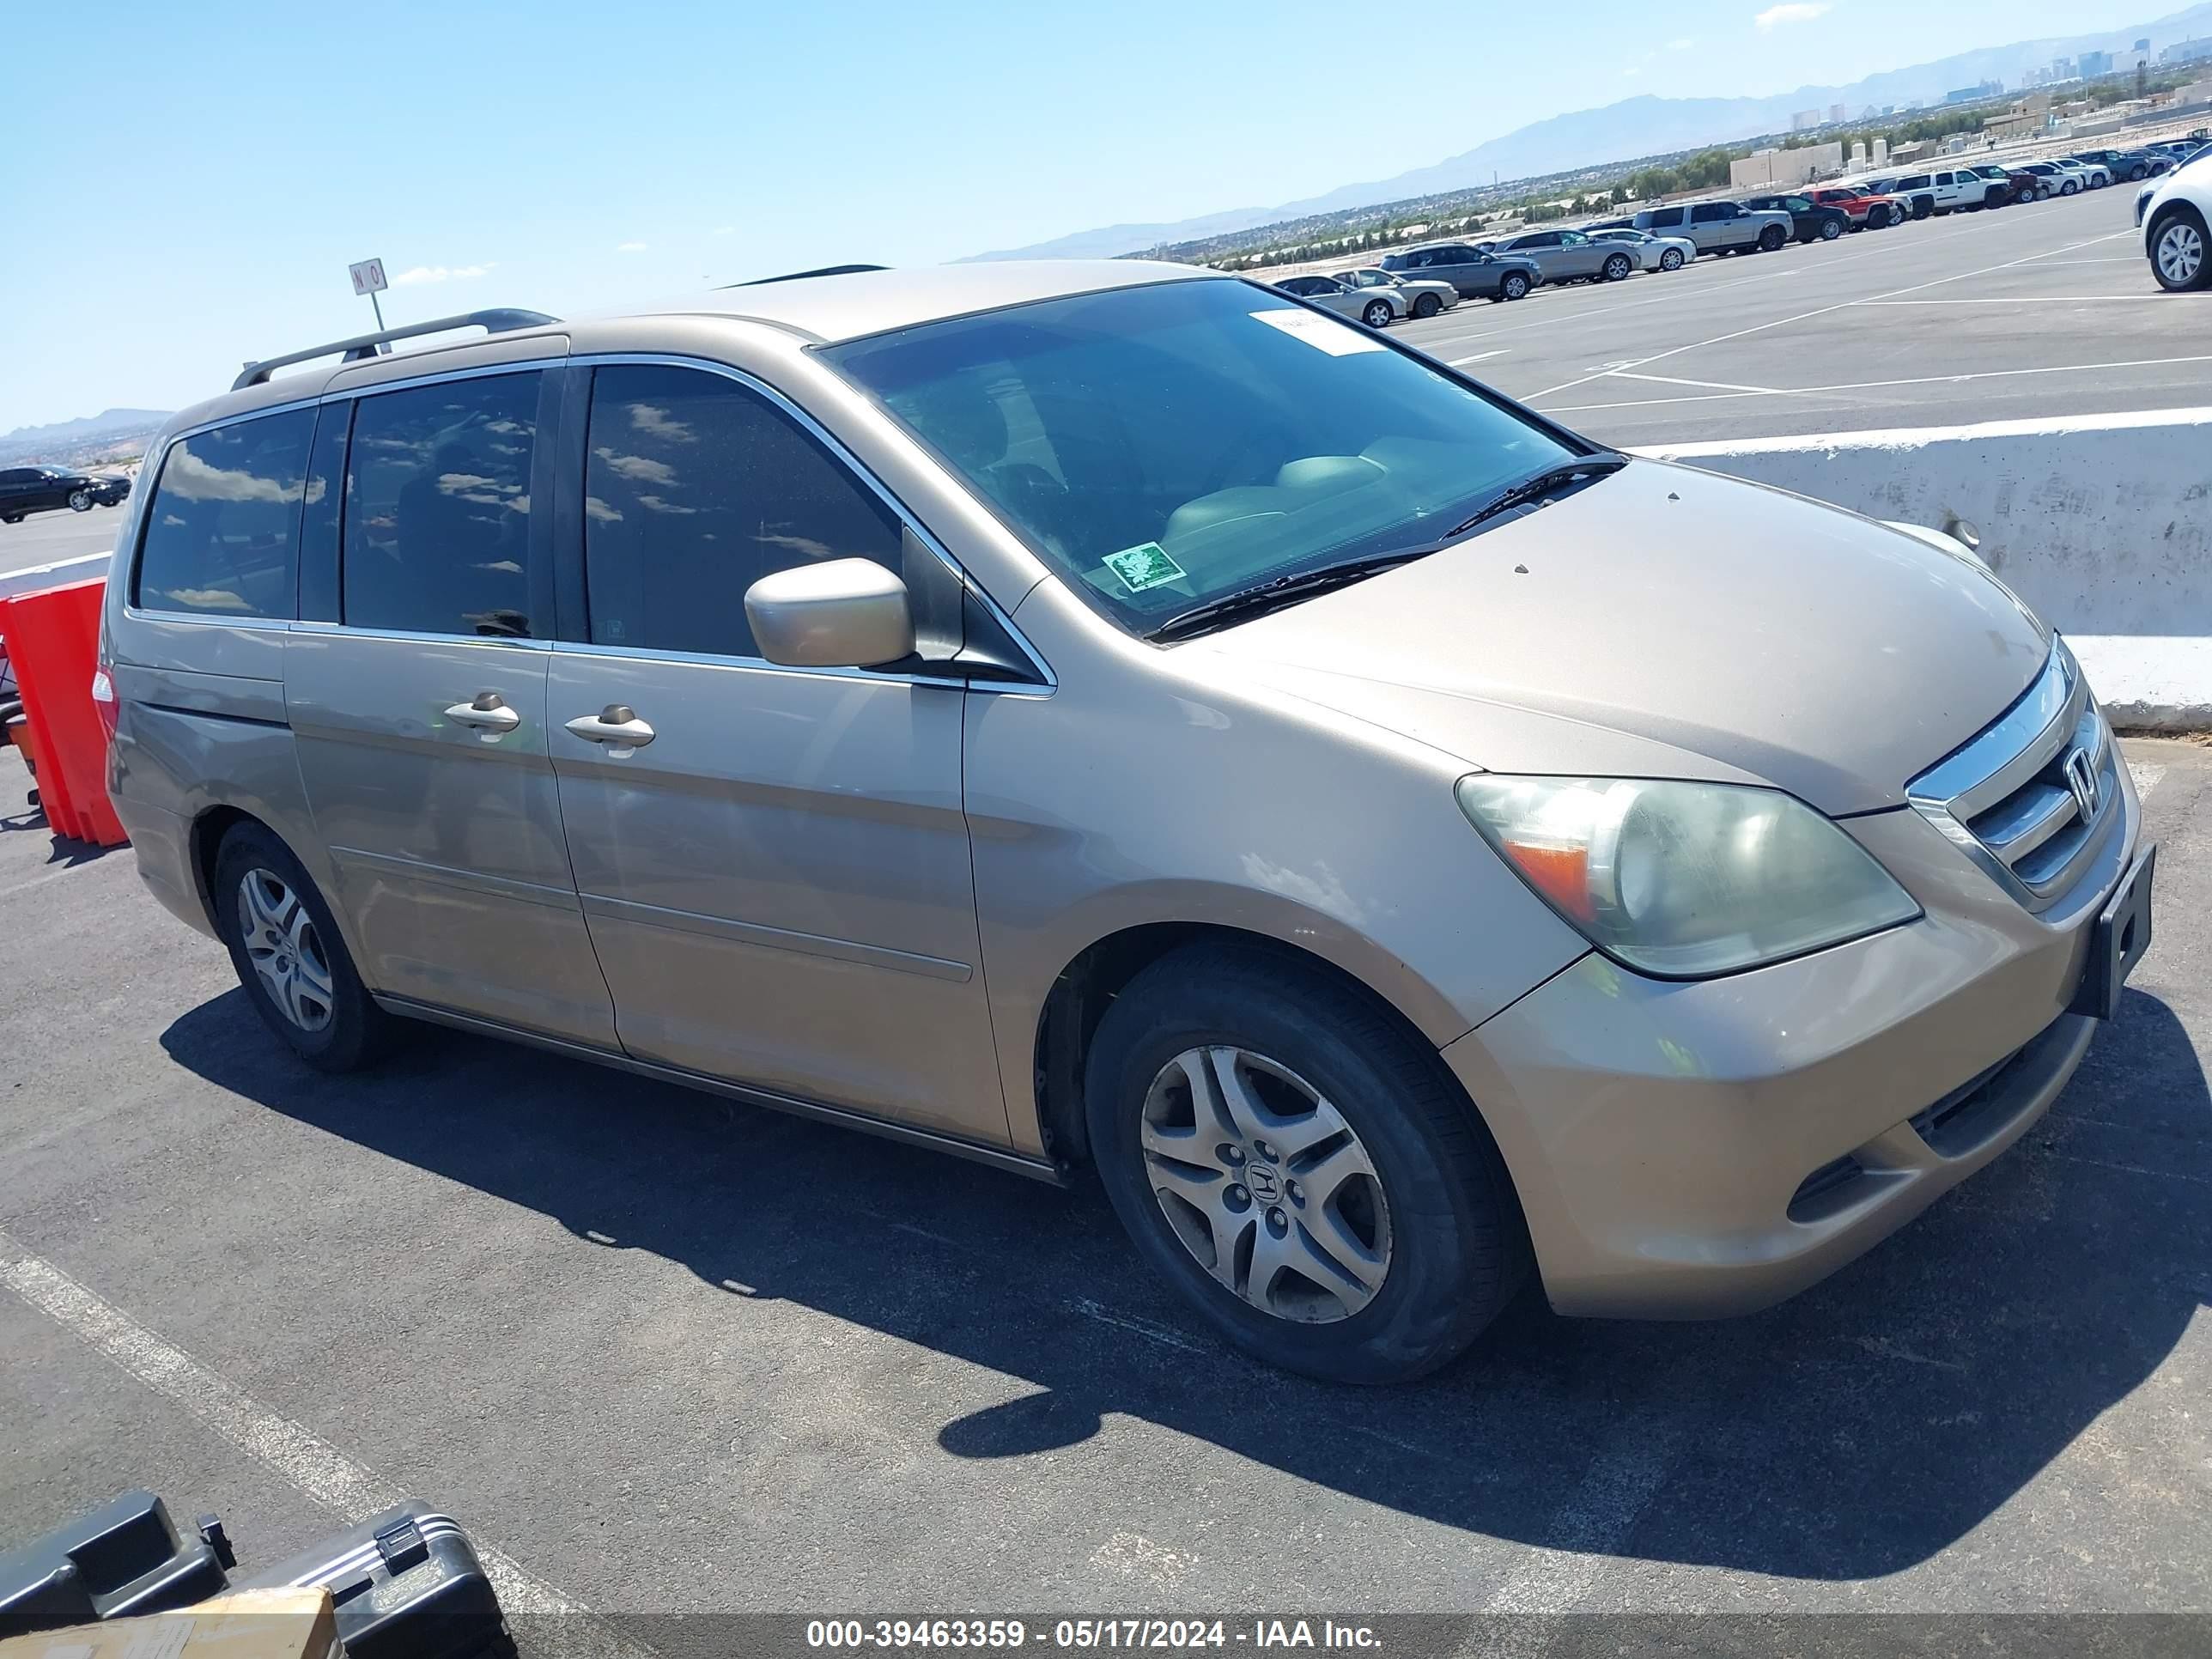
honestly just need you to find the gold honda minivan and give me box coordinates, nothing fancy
[102,263,2154,1382]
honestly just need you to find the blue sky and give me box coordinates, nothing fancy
[0,0,2139,431]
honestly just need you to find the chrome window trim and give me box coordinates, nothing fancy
[118,610,295,633]
[315,356,569,404]
[288,621,552,650]
[1905,639,2119,913]
[567,350,1056,697]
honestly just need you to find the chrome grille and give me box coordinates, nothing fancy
[1905,641,2119,913]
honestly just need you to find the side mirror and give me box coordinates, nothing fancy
[744,558,915,668]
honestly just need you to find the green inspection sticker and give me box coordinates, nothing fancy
[1103,542,1188,593]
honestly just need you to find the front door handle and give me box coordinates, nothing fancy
[446,690,522,734]
[564,704,656,751]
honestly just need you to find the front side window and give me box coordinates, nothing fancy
[822,278,1578,636]
[342,373,538,638]
[134,409,314,618]
[581,363,901,657]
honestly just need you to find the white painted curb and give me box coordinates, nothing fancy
[1630,408,2212,730]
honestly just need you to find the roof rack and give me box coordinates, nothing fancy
[232,308,561,392]
[724,264,889,288]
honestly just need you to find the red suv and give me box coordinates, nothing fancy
[1807,185,1902,229]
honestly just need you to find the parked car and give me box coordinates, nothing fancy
[1271,274,1401,329]
[2075,149,2165,181]
[2016,162,2075,198]
[1487,228,1638,284]
[1331,266,1460,319]
[1881,169,1988,218]
[1586,226,1696,270]
[0,465,131,524]
[1377,241,1542,302]
[1738,192,1852,242]
[2138,147,2210,291]
[1630,199,1793,255]
[1964,164,2036,205]
[2060,156,2113,188]
[101,268,2154,1383]
[1806,185,1902,229]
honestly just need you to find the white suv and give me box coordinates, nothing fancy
[1877,169,1990,218]
[2139,149,2210,290]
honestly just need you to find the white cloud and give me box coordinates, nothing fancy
[711,225,737,235]
[1666,36,1695,48]
[1623,64,1643,75]
[1754,2,1828,27]
[616,241,648,252]
[392,263,495,285]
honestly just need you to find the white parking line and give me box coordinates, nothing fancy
[1540,352,2212,414]
[0,1232,646,1659]
[1524,228,2140,402]
[1450,349,1512,365]
[1857,295,2160,304]
[2130,761,2168,802]
[1480,1437,1675,1616]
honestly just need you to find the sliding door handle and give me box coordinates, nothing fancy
[564,704,656,750]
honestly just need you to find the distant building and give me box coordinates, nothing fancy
[2161,36,2212,66]
[1828,102,1846,122]
[2079,49,2112,76]
[2051,55,2076,80]
[1730,141,1844,189]
[1943,80,2002,105]
[2136,37,2152,52]
[1791,108,1820,131]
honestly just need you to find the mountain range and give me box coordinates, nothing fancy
[0,409,173,469]
[966,1,2212,261]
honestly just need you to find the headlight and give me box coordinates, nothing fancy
[1455,775,1920,978]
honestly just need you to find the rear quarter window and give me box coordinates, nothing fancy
[133,409,315,618]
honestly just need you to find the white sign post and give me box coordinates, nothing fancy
[348,258,390,334]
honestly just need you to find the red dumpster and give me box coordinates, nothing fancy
[0,576,126,847]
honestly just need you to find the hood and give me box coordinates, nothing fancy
[1199,459,2051,815]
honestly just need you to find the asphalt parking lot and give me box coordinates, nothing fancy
[3,732,2210,1635]
[0,502,129,574]
[1395,185,2203,446]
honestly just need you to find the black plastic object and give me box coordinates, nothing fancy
[0,1491,232,1634]
[232,1501,510,1659]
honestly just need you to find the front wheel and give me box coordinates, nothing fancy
[1601,252,1632,282]
[2151,208,2209,292]
[1361,299,1394,329]
[1659,246,1684,271]
[1085,945,1528,1383]
[213,823,392,1072]
[1499,271,1530,301]
[68,490,91,512]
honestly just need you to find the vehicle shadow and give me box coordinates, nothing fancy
[161,985,2209,1580]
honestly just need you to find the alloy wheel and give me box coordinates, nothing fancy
[237,868,335,1032]
[2157,220,2205,288]
[1139,1045,1393,1324]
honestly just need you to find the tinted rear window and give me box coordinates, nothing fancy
[342,373,540,638]
[134,409,314,618]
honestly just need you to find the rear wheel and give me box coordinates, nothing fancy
[1658,246,1684,271]
[1757,223,1788,252]
[1361,299,1394,329]
[1412,292,1442,319]
[2151,208,2209,292]
[213,823,392,1073]
[1819,217,1843,240]
[1085,945,1528,1383]
[2062,179,2080,196]
[1500,271,1529,301]
[1601,252,1632,282]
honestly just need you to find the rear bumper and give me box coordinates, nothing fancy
[1444,776,2139,1320]
[110,793,216,939]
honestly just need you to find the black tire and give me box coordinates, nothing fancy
[1085,944,1528,1383]
[1601,252,1632,282]
[68,490,92,512]
[0,515,20,526]
[212,822,392,1073]
[1360,299,1394,330]
[1659,246,1684,270]
[2149,206,2210,293]
[1819,217,1843,240]
[1500,271,1529,301]
[1757,224,1788,252]
[1412,292,1442,319]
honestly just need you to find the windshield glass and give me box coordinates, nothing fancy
[820,279,1577,634]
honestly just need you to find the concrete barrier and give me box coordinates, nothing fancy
[1630,407,2212,730]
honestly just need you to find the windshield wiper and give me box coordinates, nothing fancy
[1443,453,1629,539]
[1152,550,1431,642]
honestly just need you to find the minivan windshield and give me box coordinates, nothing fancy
[821,278,1579,635]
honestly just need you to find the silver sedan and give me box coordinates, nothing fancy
[1331,266,1461,319]
[1587,227,1697,272]
[1270,273,1402,328]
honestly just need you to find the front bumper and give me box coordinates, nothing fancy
[1443,763,2141,1319]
